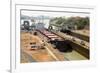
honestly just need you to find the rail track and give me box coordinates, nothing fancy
[21,29,89,63]
[50,30,89,59]
[60,29,89,42]
[36,29,88,59]
[21,32,66,63]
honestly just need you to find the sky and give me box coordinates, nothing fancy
[21,10,90,28]
[21,10,90,18]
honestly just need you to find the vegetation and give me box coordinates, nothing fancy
[50,16,89,30]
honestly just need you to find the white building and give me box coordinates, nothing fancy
[34,18,50,29]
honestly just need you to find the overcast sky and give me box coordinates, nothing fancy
[21,10,90,18]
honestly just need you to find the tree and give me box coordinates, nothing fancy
[49,16,89,30]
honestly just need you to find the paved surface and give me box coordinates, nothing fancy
[21,32,57,62]
[20,31,88,63]
[21,50,36,63]
[52,31,89,49]
[63,50,87,60]
[21,32,66,63]
[72,30,89,37]
[37,31,88,60]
